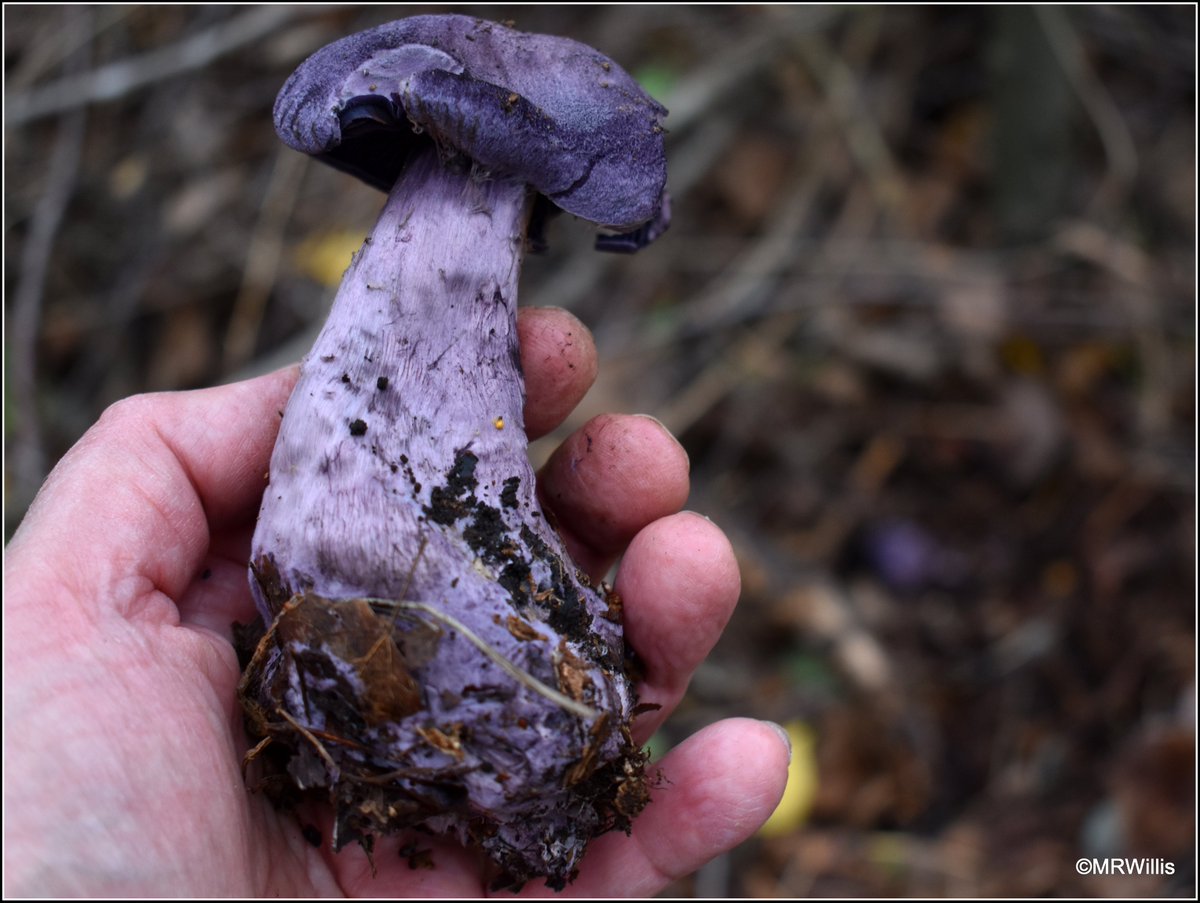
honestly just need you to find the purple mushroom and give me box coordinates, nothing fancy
[236,14,669,890]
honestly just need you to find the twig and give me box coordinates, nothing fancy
[363,597,599,721]
[8,8,91,518]
[5,6,135,91]
[647,164,821,435]
[277,709,341,778]
[665,5,842,133]
[797,28,908,223]
[223,148,308,370]
[5,6,308,126]
[655,177,881,435]
[672,153,824,335]
[1035,6,1138,213]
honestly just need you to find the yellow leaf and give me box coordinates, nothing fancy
[294,230,367,287]
[758,720,818,838]
[1000,335,1045,375]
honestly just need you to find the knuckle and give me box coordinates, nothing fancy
[94,392,164,437]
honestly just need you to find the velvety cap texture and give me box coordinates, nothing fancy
[274,14,668,233]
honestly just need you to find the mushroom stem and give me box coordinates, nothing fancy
[242,144,643,884]
[253,145,538,609]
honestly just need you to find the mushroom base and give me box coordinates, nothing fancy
[237,589,650,890]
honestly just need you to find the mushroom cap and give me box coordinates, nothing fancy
[274,15,669,240]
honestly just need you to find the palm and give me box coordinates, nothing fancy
[3,310,787,897]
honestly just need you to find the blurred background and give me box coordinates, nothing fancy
[5,4,1195,896]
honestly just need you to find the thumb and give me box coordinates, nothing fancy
[7,365,299,623]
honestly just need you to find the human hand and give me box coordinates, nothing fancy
[3,307,789,896]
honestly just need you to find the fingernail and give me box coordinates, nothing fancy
[527,305,586,326]
[762,720,793,762]
[632,413,690,468]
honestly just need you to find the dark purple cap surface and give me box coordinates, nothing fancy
[274,15,669,237]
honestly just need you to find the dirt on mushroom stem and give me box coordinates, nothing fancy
[237,144,648,889]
